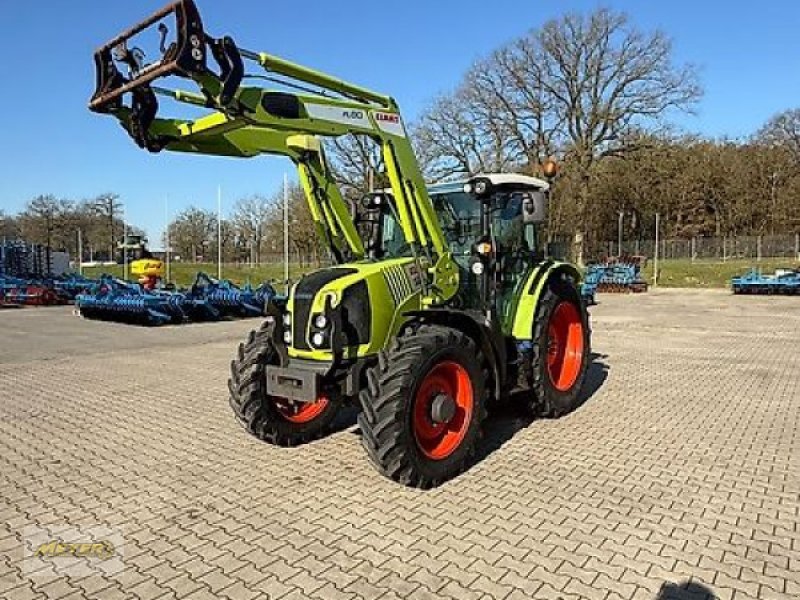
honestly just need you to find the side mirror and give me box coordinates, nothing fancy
[522,191,547,224]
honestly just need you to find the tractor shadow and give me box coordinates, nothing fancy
[655,581,717,600]
[474,352,610,463]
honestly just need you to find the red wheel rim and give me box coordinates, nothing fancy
[412,361,474,460]
[275,396,330,424]
[547,301,585,392]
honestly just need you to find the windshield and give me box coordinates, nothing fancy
[380,189,539,260]
[380,191,481,260]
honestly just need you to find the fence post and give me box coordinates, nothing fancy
[757,235,762,262]
[791,232,799,260]
[691,237,696,263]
[722,236,727,262]
[653,213,660,288]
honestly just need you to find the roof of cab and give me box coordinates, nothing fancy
[428,173,550,194]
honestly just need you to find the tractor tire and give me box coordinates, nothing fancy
[358,324,487,488]
[529,277,591,418]
[228,321,340,446]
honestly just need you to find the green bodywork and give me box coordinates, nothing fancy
[507,261,583,340]
[287,257,422,361]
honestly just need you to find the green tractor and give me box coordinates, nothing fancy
[90,0,591,487]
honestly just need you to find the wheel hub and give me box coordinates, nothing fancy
[430,393,456,424]
[412,361,475,461]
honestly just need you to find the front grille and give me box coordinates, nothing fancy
[383,264,413,305]
[292,268,356,350]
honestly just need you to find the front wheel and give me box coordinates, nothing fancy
[358,325,487,488]
[228,321,341,446]
[530,278,591,417]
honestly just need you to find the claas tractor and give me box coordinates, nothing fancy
[89,0,590,487]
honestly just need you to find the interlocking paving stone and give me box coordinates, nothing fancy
[1,289,799,599]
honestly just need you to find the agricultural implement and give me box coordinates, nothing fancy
[585,255,649,294]
[90,0,591,487]
[0,275,72,306]
[76,277,187,325]
[732,268,800,295]
[580,268,602,306]
[75,272,277,325]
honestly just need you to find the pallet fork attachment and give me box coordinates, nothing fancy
[89,0,244,151]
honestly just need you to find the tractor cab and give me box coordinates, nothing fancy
[359,174,550,319]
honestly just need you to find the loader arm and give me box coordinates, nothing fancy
[89,0,458,303]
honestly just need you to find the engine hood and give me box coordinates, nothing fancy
[286,258,424,360]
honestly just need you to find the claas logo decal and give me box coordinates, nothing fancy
[375,112,400,123]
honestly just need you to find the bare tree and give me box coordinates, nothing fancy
[0,210,19,239]
[756,108,800,165]
[415,89,516,181]
[415,8,701,261]
[167,206,216,262]
[231,194,276,263]
[536,10,702,261]
[325,135,385,198]
[93,193,122,261]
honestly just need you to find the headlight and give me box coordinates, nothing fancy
[283,330,292,344]
[311,332,326,348]
[313,314,328,329]
[282,313,291,326]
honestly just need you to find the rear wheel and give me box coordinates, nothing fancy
[530,278,590,417]
[358,325,487,488]
[228,321,340,446]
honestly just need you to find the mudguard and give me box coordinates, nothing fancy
[509,261,583,340]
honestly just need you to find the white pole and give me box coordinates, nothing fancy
[122,206,128,281]
[77,229,83,275]
[795,232,799,261]
[284,173,290,293]
[217,185,223,280]
[165,197,171,284]
[654,213,660,288]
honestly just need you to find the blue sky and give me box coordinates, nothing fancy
[1,1,799,246]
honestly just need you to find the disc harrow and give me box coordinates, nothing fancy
[585,255,649,295]
[731,268,800,295]
[75,272,277,326]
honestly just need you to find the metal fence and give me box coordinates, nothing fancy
[593,233,800,262]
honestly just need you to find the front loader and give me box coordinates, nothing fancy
[90,0,591,488]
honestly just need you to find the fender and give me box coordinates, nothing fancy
[510,261,583,340]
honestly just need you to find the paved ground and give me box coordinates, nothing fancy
[0,290,798,600]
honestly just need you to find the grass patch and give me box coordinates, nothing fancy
[643,258,799,288]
